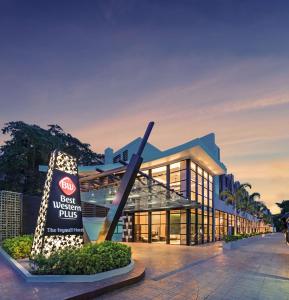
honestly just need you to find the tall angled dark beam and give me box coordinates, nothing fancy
[96,122,154,242]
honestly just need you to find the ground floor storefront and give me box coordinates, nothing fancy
[123,208,271,246]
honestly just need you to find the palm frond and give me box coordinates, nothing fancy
[220,190,235,205]
[239,183,252,190]
[249,192,260,201]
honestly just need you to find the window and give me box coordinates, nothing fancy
[113,154,121,163]
[170,161,186,193]
[170,210,187,245]
[190,209,196,245]
[122,150,128,161]
[152,166,167,184]
[191,161,196,171]
[209,175,213,183]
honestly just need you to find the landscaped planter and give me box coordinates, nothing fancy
[222,234,266,250]
[0,246,135,283]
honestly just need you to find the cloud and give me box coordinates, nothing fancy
[220,96,289,113]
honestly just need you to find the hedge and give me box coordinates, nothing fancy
[2,235,33,259]
[224,232,267,243]
[31,241,131,275]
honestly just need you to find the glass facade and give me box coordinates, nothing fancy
[130,159,268,245]
[213,209,268,240]
[80,154,269,245]
[132,159,217,245]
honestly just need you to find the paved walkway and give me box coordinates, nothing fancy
[99,233,289,300]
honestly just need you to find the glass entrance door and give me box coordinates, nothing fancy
[134,212,149,242]
[151,211,166,243]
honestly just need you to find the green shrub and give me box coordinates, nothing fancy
[224,235,239,243]
[2,235,33,259]
[224,232,267,243]
[31,241,131,275]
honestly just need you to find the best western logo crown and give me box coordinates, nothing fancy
[58,177,76,196]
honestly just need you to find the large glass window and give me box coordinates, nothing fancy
[197,208,203,243]
[191,163,197,200]
[151,211,166,243]
[170,161,186,195]
[228,214,235,235]
[170,210,187,245]
[152,166,167,185]
[190,209,196,245]
[203,210,208,242]
[215,210,228,240]
[215,210,220,240]
[209,213,213,241]
[219,211,227,239]
[134,212,149,242]
[190,161,214,244]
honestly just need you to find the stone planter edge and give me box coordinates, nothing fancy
[0,247,134,283]
[222,234,268,250]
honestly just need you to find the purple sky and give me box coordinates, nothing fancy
[1,0,289,213]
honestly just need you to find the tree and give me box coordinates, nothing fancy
[272,214,283,232]
[276,200,289,215]
[253,201,272,225]
[220,183,252,235]
[0,121,103,194]
[273,200,289,232]
[238,192,260,215]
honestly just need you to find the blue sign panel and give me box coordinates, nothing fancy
[45,169,83,236]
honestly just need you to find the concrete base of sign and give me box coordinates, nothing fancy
[0,247,135,283]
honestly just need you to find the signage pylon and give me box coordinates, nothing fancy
[31,150,83,257]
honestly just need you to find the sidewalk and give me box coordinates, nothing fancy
[99,233,289,300]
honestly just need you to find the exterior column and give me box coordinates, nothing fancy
[201,170,205,244]
[166,210,170,244]
[148,211,152,243]
[122,212,134,242]
[166,165,170,244]
[186,159,191,246]
[212,176,216,242]
[207,178,210,243]
[195,167,199,245]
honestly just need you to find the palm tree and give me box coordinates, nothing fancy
[220,183,251,235]
[253,201,267,218]
[253,201,272,231]
[240,193,261,232]
[276,200,289,215]
[240,192,261,214]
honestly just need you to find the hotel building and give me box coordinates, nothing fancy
[79,133,271,245]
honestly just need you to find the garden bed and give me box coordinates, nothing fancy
[223,232,271,250]
[0,235,134,282]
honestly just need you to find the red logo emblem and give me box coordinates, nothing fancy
[59,177,76,196]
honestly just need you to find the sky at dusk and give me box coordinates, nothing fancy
[1,0,289,213]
